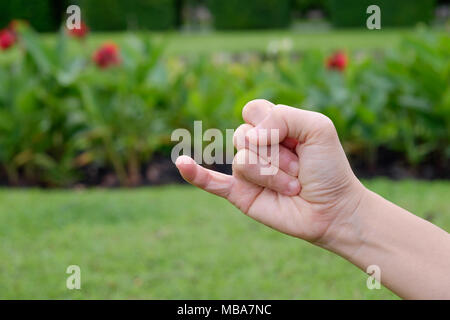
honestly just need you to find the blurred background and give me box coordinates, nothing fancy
[0,0,448,299]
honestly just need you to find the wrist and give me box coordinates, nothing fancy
[315,181,374,267]
[313,178,450,299]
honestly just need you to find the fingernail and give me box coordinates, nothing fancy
[289,161,299,175]
[176,156,192,166]
[288,180,300,194]
[246,129,258,144]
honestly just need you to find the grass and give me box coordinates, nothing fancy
[43,28,447,56]
[0,178,448,299]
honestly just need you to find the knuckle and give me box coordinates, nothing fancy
[242,99,271,120]
[272,105,287,117]
[271,105,290,124]
[232,149,248,171]
[274,104,290,110]
[233,124,250,149]
[264,106,282,126]
[316,114,336,133]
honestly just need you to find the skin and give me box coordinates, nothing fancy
[176,99,450,299]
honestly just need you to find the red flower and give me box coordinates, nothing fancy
[93,43,120,69]
[326,51,348,72]
[67,21,89,39]
[0,28,16,50]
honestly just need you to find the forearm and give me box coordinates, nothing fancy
[321,186,450,299]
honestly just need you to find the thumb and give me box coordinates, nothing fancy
[245,104,336,146]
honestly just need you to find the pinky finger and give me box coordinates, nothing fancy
[175,155,235,199]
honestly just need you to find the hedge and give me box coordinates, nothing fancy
[292,0,329,15]
[76,0,176,31]
[0,0,58,31]
[207,0,292,30]
[1,23,448,186]
[328,0,436,28]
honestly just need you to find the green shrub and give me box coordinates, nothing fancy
[77,0,176,31]
[129,0,177,30]
[0,23,448,186]
[292,0,329,15]
[0,0,58,31]
[328,0,436,28]
[207,0,292,30]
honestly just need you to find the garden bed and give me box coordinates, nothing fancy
[0,23,448,187]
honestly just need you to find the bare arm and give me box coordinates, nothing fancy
[321,188,450,299]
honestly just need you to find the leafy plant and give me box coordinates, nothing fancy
[0,23,448,186]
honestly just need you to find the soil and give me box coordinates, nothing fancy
[0,149,448,189]
[74,150,450,188]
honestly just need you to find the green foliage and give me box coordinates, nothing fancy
[77,0,176,31]
[207,0,292,30]
[0,0,58,31]
[328,0,436,28]
[0,23,169,186]
[0,23,448,186]
[292,0,329,15]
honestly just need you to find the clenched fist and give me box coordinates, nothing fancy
[175,99,450,299]
[176,99,365,245]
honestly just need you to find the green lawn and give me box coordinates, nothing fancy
[0,179,448,299]
[155,29,412,54]
[43,28,446,55]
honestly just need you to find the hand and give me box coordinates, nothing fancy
[176,99,366,245]
[176,99,450,299]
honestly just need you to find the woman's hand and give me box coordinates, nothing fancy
[176,99,450,299]
[176,99,365,245]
